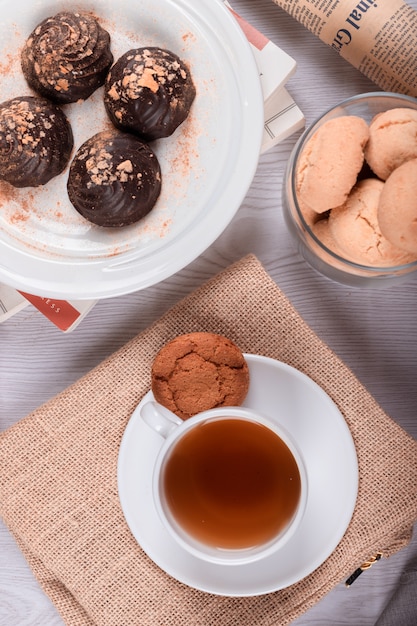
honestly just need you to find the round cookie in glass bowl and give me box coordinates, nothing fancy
[282,92,417,288]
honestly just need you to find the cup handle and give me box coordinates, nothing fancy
[140,401,183,439]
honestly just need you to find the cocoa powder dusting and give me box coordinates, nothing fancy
[0,180,18,207]
[0,180,32,223]
[181,31,197,46]
[168,113,199,181]
[0,52,15,77]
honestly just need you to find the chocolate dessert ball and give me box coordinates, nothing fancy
[104,47,196,141]
[0,96,73,187]
[21,12,113,104]
[67,129,162,227]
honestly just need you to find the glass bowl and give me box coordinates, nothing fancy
[282,92,417,288]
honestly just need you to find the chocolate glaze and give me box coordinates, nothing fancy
[67,130,162,227]
[21,12,113,104]
[104,47,196,141]
[0,96,73,188]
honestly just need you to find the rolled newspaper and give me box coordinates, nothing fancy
[272,0,417,96]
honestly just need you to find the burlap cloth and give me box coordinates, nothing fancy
[1,254,416,626]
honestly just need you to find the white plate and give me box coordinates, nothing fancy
[118,354,359,596]
[0,0,263,299]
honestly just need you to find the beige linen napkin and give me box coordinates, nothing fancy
[1,254,416,626]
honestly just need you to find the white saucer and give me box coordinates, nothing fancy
[117,354,358,596]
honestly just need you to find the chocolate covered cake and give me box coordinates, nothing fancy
[21,12,113,104]
[67,129,162,227]
[104,47,196,141]
[0,96,73,188]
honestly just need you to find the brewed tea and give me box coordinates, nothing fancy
[162,417,301,550]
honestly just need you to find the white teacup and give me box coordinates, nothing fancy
[141,401,308,566]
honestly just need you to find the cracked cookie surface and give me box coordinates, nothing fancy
[151,332,249,419]
[328,178,416,266]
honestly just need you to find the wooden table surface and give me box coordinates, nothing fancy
[1,0,416,624]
